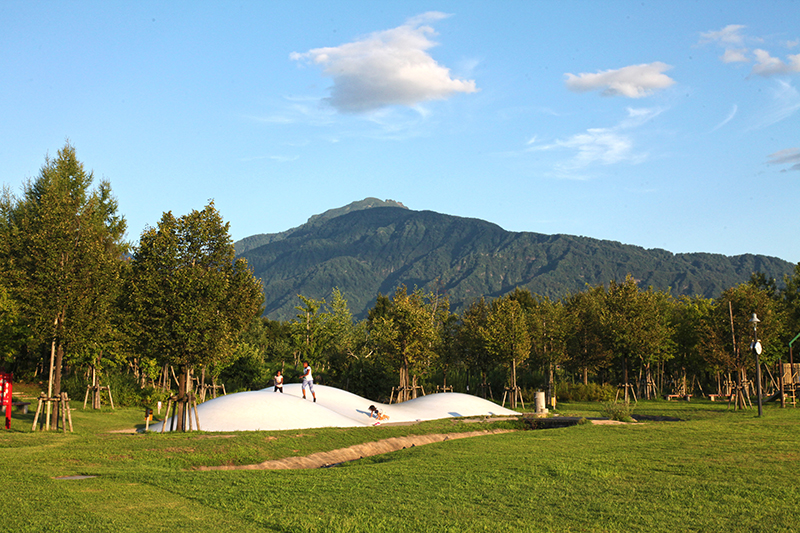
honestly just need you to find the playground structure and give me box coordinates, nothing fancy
[777,363,800,405]
[774,331,800,406]
[150,384,518,433]
[656,328,800,409]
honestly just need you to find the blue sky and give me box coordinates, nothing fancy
[3,1,800,263]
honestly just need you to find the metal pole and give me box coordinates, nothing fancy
[753,321,763,417]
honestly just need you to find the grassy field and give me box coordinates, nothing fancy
[2,390,799,532]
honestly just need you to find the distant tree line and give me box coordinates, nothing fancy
[2,145,800,420]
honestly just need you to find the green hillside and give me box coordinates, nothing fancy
[234,197,407,255]
[237,201,795,321]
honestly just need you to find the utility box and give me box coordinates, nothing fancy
[534,391,548,415]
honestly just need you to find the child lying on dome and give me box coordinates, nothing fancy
[368,405,389,425]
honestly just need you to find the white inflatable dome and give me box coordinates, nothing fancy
[150,383,517,432]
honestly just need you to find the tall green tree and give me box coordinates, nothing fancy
[291,295,326,368]
[320,288,379,396]
[368,286,447,402]
[0,143,126,425]
[0,283,27,371]
[700,283,784,408]
[565,285,612,385]
[124,202,263,430]
[482,295,530,408]
[457,297,494,398]
[670,295,713,395]
[781,263,800,338]
[527,294,570,407]
[602,275,674,400]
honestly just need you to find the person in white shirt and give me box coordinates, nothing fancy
[273,370,283,393]
[301,361,316,402]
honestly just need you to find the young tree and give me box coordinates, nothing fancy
[124,203,263,430]
[0,143,127,426]
[368,286,447,402]
[482,295,530,408]
[290,295,326,368]
[565,285,613,385]
[670,295,713,396]
[457,297,494,398]
[527,295,570,407]
[317,288,380,396]
[701,283,784,409]
[0,283,27,371]
[602,275,674,401]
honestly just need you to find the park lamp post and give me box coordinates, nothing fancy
[749,313,764,417]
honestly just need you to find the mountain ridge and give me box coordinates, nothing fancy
[236,200,795,321]
[234,197,407,255]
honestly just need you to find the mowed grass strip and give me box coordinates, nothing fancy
[2,401,798,532]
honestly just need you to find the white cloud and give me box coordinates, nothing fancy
[710,105,738,132]
[752,80,800,128]
[766,148,800,171]
[722,49,749,63]
[530,107,659,176]
[564,62,675,98]
[751,49,800,77]
[700,26,800,77]
[552,129,635,167]
[290,12,478,113]
[699,24,747,45]
[699,25,753,67]
[618,106,665,128]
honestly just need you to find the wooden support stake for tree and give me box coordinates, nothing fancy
[161,398,173,433]
[64,393,73,432]
[32,394,44,431]
[83,384,91,409]
[193,398,201,431]
[60,394,67,433]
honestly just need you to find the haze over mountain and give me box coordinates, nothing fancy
[236,199,795,321]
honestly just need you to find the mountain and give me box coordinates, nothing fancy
[234,198,407,255]
[236,200,795,321]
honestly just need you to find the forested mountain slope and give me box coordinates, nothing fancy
[237,202,795,321]
[234,198,407,255]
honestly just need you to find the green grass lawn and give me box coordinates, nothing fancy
[2,396,798,532]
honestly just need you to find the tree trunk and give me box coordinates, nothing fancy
[176,366,186,432]
[92,365,100,410]
[510,358,518,409]
[50,343,64,428]
[398,358,410,402]
[548,362,556,409]
[622,356,629,403]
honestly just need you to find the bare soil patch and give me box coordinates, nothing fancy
[195,429,514,471]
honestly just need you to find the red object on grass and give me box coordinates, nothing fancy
[0,372,12,429]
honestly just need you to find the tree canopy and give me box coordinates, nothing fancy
[0,143,126,419]
[123,202,263,429]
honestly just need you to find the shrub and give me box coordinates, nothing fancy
[556,382,616,402]
[600,401,635,422]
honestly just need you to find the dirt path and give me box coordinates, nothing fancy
[196,429,514,471]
